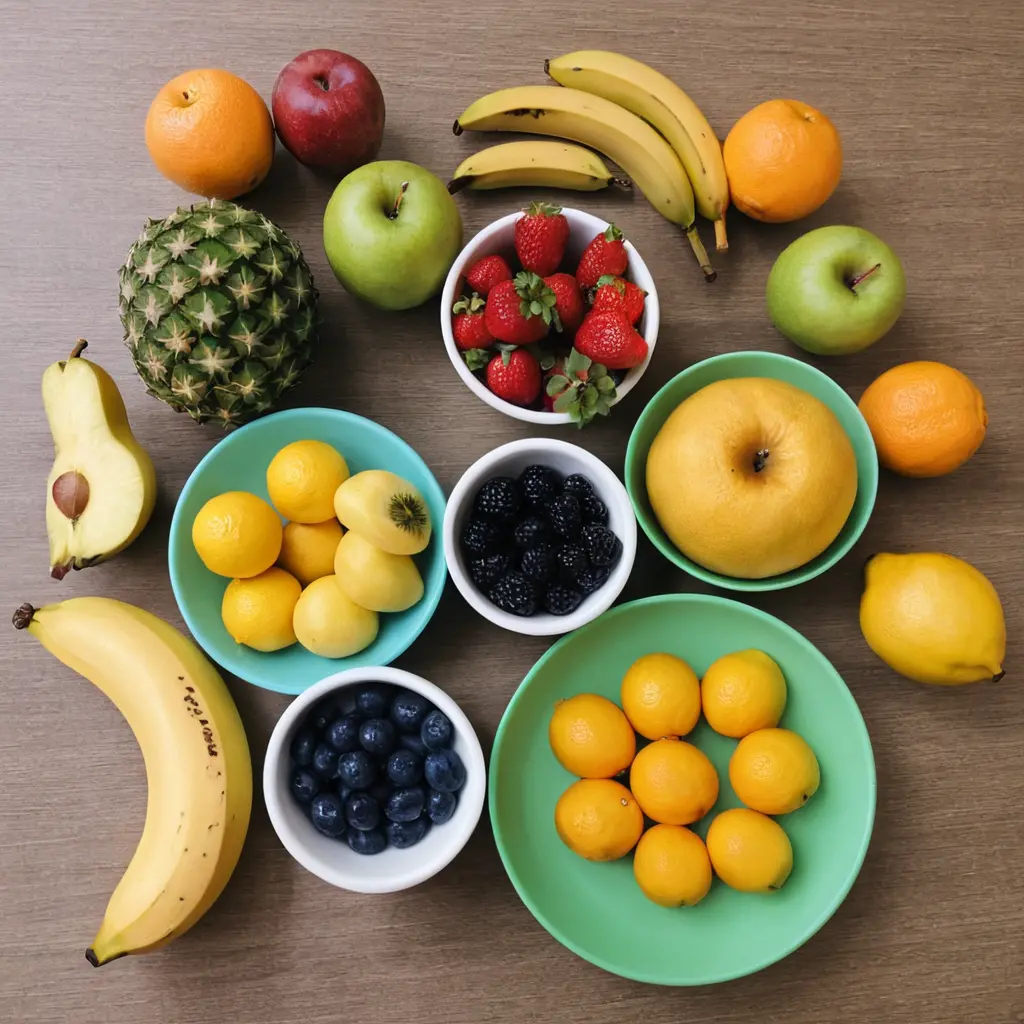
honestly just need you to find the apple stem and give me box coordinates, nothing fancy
[389,182,410,220]
[70,338,88,359]
[312,75,329,92]
[848,263,882,290]
[753,449,770,473]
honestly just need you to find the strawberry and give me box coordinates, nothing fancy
[465,254,512,297]
[543,348,617,427]
[576,224,628,289]
[514,202,570,277]
[574,311,648,370]
[590,274,646,325]
[543,273,584,336]
[486,348,541,406]
[484,271,557,345]
[452,293,492,350]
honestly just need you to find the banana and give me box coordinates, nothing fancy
[547,50,731,252]
[448,140,628,194]
[13,597,252,967]
[454,85,715,281]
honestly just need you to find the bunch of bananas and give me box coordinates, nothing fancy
[452,50,730,282]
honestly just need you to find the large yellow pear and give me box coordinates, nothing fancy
[292,576,378,658]
[333,470,431,555]
[645,377,857,578]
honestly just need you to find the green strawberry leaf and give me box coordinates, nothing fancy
[565,348,591,376]
[526,201,563,218]
[453,292,486,315]
[589,362,608,380]
[553,389,578,414]
[604,224,624,242]
[596,274,625,294]
[538,350,557,371]
[463,348,491,372]
[596,374,615,393]
[546,373,570,396]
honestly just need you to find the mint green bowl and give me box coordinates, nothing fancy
[624,351,878,591]
[489,593,876,986]
[168,408,447,695]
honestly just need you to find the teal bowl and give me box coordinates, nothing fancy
[624,351,878,591]
[168,408,447,694]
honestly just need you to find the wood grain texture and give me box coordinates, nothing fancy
[1,0,1022,1021]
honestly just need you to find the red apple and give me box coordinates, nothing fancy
[272,49,385,176]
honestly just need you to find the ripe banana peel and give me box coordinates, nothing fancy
[13,597,252,966]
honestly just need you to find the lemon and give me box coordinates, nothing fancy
[706,808,793,893]
[701,649,787,738]
[192,491,282,579]
[633,825,713,908]
[620,652,701,740]
[729,727,819,815]
[860,552,1005,685]
[548,693,636,779]
[267,440,349,524]
[221,567,301,651]
[554,779,643,862]
[278,519,344,586]
[628,738,719,825]
[292,575,378,658]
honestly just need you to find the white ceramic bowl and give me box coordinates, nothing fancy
[443,438,637,636]
[263,666,486,893]
[440,208,660,424]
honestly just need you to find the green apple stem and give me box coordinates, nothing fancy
[389,182,410,221]
[848,263,882,290]
[70,338,88,359]
[684,225,716,282]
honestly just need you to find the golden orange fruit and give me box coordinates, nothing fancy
[633,825,713,908]
[706,808,793,892]
[554,779,644,861]
[701,649,787,738]
[620,652,701,740]
[729,727,820,815]
[629,738,719,825]
[548,693,636,779]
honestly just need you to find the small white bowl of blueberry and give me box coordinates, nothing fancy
[263,666,486,893]
[443,438,637,636]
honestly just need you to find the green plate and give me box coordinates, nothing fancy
[489,594,875,986]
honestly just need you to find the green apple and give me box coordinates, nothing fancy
[766,226,906,355]
[323,160,463,311]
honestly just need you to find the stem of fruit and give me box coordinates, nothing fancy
[389,182,410,220]
[753,449,770,473]
[714,215,728,252]
[70,338,88,359]
[848,263,881,290]
[611,177,632,190]
[684,226,716,282]
[11,603,35,629]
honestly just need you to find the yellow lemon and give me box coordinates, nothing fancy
[633,825,713,908]
[221,567,301,651]
[554,779,643,861]
[278,519,344,586]
[628,738,719,825]
[706,808,793,892]
[729,727,820,815]
[267,440,349,523]
[192,491,282,578]
[701,649,787,738]
[548,694,636,779]
[620,652,701,740]
[292,575,378,658]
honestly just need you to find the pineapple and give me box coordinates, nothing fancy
[119,199,318,429]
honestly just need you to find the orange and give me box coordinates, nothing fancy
[729,728,820,816]
[723,99,842,222]
[858,361,988,477]
[145,69,274,200]
[620,652,701,741]
[628,738,719,825]
[548,693,636,779]
[701,649,787,738]
[633,825,713,908]
[706,808,793,893]
[554,779,644,861]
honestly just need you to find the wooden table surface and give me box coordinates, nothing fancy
[2,1,1022,1021]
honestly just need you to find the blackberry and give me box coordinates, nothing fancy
[555,543,589,582]
[468,551,511,589]
[461,518,508,558]
[582,523,622,568]
[576,565,610,595]
[580,493,608,525]
[562,474,594,499]
[544,585,584,616]
[514,516,551,548]
[488,572,538,616]
[519,543,557,584]
[518,464,562,509]
[473,476,522,523]
[545,494,582,539]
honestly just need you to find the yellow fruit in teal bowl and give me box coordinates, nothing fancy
[334,470,431,556]
[277,519,343,586]
[292,576,378,658]
[706,808,793,893]
[619,652,701,740]
[192,491,282,578]
[700,649,787,738]
[729,727,820,816]
[221,567,301,651]
[267,440,349,523]
[633,825,712,908]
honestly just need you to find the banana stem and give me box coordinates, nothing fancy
[684,226,716,282]
[714,216,728,252]
[12,604,35,629]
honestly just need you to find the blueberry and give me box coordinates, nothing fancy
[337,784,353,803]
[473,477,522,523]
[290,768,320,805]
[337,750,376,790]
[326,715,362,753]
[355,684,391,718]
[544,584,584,616]
[514,516,551,548]
[386,786,426,822]
[562,474,594,498]
[461,518,508,558]
[518,464,562,509]
[289,727,316,767]
[545,494,582,539]
[576,565,610,595]
[424,749,467,793]
[310,699,341,734]
[468,551,511,589]
[580,493,608,525]
[367,780,393,803]
[311,742,339,778]
[386,816,431,849]
[344,792,381,832]
[390,690,431,733]
[309,793,346,838]
[387,749,424,787]
[346,828,387,855]
[398,732,429,757]
[427,788,458,825]
[581,523,622,568]
[359,717,397,756]
[519,543,556,584]
[420,710,453,751]
[488,571,537,616]
[555,543,589,582]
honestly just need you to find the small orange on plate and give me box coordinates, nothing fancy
[549,693,636,779]
[629,738,719,825]
[555,779,644,861]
